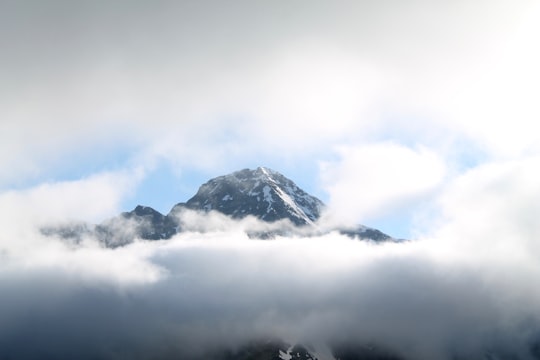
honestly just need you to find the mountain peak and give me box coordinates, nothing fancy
[43,167,393,245]
[254,166,276,177]
[181,167,324,226]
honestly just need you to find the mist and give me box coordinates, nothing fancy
[1,203,540,360]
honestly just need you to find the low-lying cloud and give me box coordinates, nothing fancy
[1,201,540,359]
[1,154,540,359]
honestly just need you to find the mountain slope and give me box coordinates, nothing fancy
[172,167,324,226]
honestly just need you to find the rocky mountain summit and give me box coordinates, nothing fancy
[44,167,393,246]
[175,167,324,226]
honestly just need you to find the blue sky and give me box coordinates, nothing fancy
[1,0,540,239]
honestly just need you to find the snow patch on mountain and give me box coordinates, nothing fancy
[279,347,293,360]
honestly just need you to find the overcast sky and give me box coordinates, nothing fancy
[1,1,540,358]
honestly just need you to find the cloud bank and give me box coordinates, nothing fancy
[2,165,540,359]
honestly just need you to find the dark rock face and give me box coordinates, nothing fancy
[288,344,318,360]
[119,205,177,240]
[176,167,324,226]
[93,205,177,247]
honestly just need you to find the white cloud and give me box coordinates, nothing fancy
[321,143,446,225]
[2,0,538,185]
[243,44,382,150]
[378,1,540,160]
[0,169,143,255]
[1,225,540,359]
[429,156,540,258]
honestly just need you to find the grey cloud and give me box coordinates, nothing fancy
[1,227,540,359]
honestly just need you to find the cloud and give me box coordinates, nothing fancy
[377,1,540,160]
[0,169,143,257]
[1,199,540,359]
[320,143,446,225]
[241,45,383,150]
[1,2,540,358]
[172,207,301,236]
[2,0,538,184]
[429,155,540,258]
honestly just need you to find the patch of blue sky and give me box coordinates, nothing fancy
[123,163,207,215]
[2,140,138,192]
[367,215,413,241]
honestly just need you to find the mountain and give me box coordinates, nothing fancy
[173,167,324,226]
[94,205,178,246]
[43,167,393,245]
